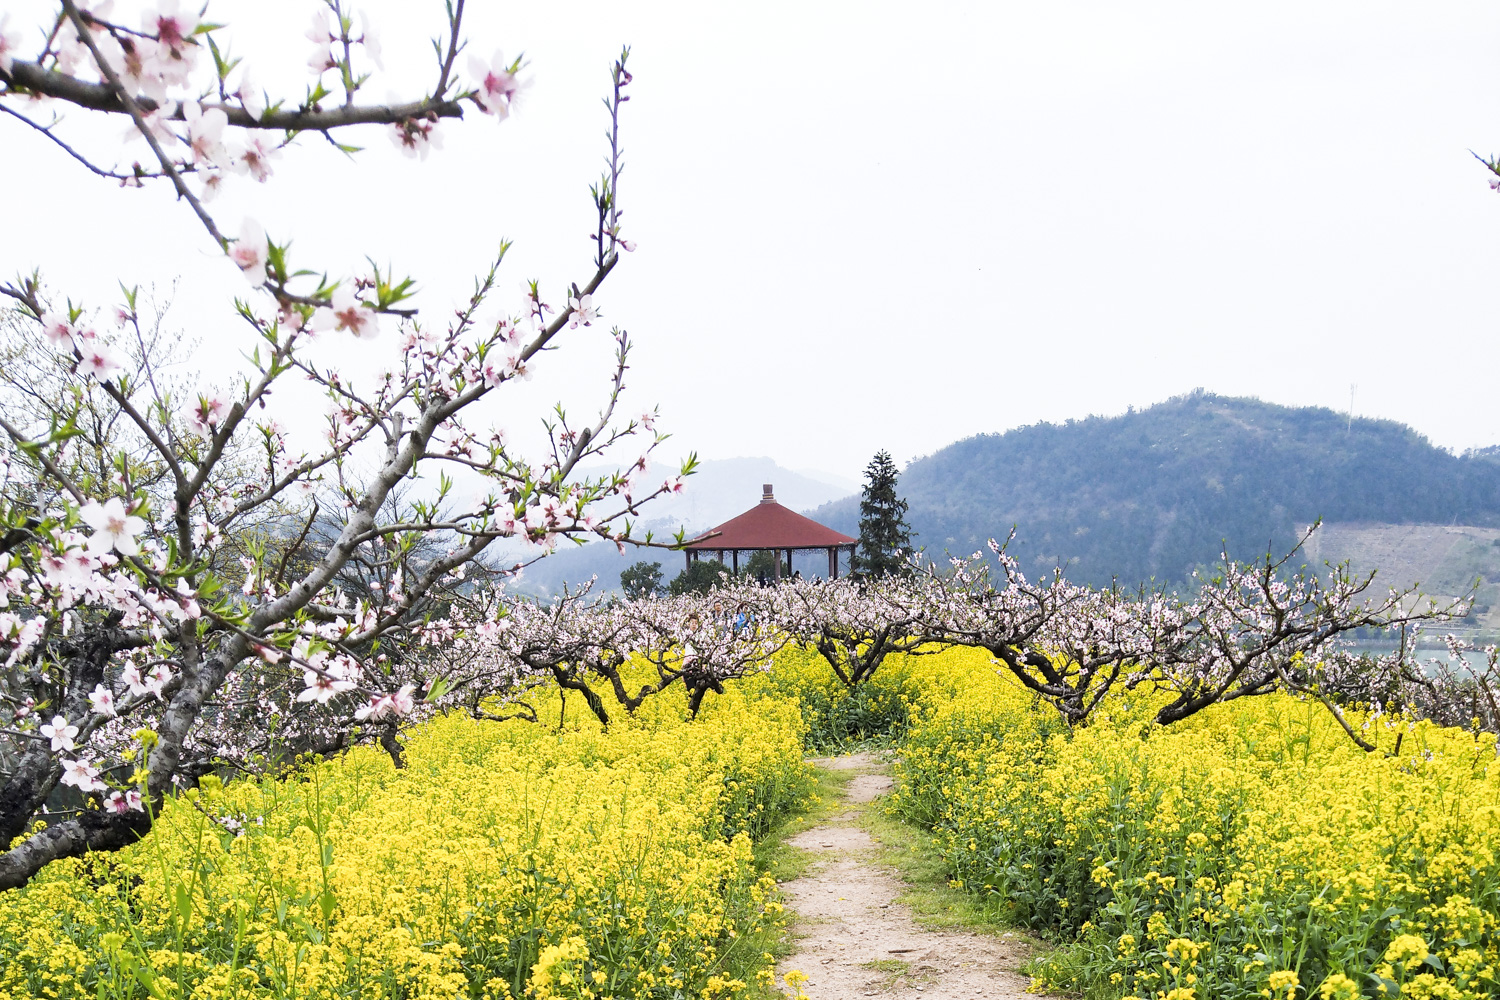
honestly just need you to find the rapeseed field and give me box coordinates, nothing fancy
[887,648,1500,1000]
[5,645,1498,1000]
[0,685,810,1000]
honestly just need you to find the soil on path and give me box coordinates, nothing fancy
[774,753,1038,999]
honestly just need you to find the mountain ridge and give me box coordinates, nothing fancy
[513,393,1500,599]
[810,391,1500,587]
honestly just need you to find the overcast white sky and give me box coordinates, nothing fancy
[4,1,1499,483]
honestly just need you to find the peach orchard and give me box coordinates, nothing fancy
[0,0,1493,901]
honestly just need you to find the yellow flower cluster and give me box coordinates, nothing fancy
[884,647,1500,1000]
[0,682,811,1000]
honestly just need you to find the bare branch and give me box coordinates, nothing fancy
[2,59,467,131]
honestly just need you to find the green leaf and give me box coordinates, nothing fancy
[205,35,239,81]
[133,963,166,1000]
[174,882,193,928]
[319,888,337,923]
[289,915,323,944]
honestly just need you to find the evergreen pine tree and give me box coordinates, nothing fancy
[852,450,915,578]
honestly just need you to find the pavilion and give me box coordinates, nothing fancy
[683,484,858,580]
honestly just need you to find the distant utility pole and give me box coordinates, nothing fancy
[1347,383,1356,435]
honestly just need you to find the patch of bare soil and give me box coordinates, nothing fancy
[776,753,1037,998]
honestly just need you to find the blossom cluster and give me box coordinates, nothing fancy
[0,0,526,198]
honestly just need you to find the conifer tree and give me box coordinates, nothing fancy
[852,450,915,578]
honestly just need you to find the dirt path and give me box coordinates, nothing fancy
[774,753,1037,999]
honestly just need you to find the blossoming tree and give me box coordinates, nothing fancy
[714,529,1472,742]
[404,578,787,728]
[769,573,934,689]
[0,1,687,890]
[912,528,1469,738]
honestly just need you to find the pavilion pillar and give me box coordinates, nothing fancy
[685,550,692,572]
[732,550,739,573]
[828,547,836,579]
[774,548,782,580]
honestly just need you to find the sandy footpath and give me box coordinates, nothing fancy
[773,753,1038,999]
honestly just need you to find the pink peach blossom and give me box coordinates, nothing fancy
[468,51,522,119]
[79,498,145,557]
[231,218,268,287]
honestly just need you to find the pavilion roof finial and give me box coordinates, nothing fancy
[761,483,775,504]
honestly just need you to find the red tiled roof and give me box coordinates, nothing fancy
[685,485,856,550]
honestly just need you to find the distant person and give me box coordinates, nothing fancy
[681,612,701,670]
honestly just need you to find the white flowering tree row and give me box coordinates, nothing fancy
[899,530,1471,746]
[411,584,788,729]
[0,1,688,891]
[387,527,1468,755]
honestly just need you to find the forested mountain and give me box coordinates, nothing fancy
[811,391,1500,587]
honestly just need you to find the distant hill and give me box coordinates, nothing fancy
[1298,523,1500,635]
[810,391,1500,588]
